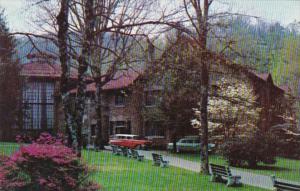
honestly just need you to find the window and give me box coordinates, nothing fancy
[145,121,165,137]
[110,121,131,135]
[144,92,156,106]
[115,94,125,106]
[22,81,54,129]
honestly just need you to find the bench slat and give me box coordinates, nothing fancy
[272,176,300,191]
[274,184,300,191]
[210,163,241,187]
[212,170,229,177]
[275,181,300,189]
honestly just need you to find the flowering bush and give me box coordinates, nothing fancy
[220,133,277,168]
[0,133,100,191]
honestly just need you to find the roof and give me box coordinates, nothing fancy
[279,84,290,92]
[249,70,272,82]
[20,62,77,79]
[254,73,270,81]
[70,69,140,93]
[103,70,140,90]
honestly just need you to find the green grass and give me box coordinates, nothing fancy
[83,151,266,191]
[0,143,266,191]
[166,152,300,182]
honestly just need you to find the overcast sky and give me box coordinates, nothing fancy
[0,0,299,32]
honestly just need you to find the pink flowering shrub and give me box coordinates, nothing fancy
[0,133,100,191]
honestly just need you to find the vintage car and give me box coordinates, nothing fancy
[109,134,152,149]
[167,136,215,153]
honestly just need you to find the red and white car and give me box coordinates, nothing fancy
[109,134,152,149]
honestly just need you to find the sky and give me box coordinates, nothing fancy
[0,0,299,32]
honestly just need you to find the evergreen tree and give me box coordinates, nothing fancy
[0,8,15,62]
[0,8,21,141]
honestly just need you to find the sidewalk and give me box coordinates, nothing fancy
[104,147,299,190]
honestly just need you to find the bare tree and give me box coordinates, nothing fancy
[26,0,173,151]
[56,0,78,151]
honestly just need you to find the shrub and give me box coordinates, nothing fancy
[220,133,277,168]
[0,133,100,191]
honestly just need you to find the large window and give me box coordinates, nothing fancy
[115,93,125,106]
[22,81,54,129]
[145,121,165,137]
[109,121,131,135]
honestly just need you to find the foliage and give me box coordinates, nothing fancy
[192,78,261,143]
[0,133,100,191]
[219,17,300,120]
[157,33,201,142]
[220,133,277,168]
[0,8,22,141]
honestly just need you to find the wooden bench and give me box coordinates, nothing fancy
[152,153,169,167]
[121,147,128,157]
[210,163,241,186]
[127,149,133,158]
[131,149,144,161]
[271,176,300,191]
[111,145,122,155]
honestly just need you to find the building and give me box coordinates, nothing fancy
[12,52,294,145]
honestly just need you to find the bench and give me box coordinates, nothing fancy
[271,176,300,191]
[121,147,128,157]
[152,153,169,167]
[127,148,133,158]
[210,163,241,186]
[111,145,122,155]
[131,149,144,161]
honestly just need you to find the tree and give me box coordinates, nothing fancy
[28,0,171,151]
[192,77,261,144]
[0,8,22,141]
[56,0,78,151]
[155,31,201,152]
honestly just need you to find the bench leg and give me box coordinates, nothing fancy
[227,177,241,187]
[226,177,234,187]
[210,174,217,182]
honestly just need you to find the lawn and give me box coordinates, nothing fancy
[165,152,300,182]
[83,151,266,191]
[0,142,266,191]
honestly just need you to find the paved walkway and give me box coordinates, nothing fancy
[137,150,274,190]
[104,147,300,190]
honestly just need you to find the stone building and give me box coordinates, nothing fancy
[12,52,294,145]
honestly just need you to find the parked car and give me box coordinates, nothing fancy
[109,134,152,149]
[145,136,168,149]
[167,137,215,153]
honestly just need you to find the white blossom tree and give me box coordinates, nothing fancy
[192,77,261,144]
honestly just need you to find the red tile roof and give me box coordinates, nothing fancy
[20,62,78,79]
[279,85,290,93]
[249,70,271,81]
[69,69,140,93]
[255,73,270,81]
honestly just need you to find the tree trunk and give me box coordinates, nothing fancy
[172,139,177,153]
[200,62,209,174]
[57,0,77,150]
[95,82,104,149]
[199,0,210,175]
[75,0,95,157]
